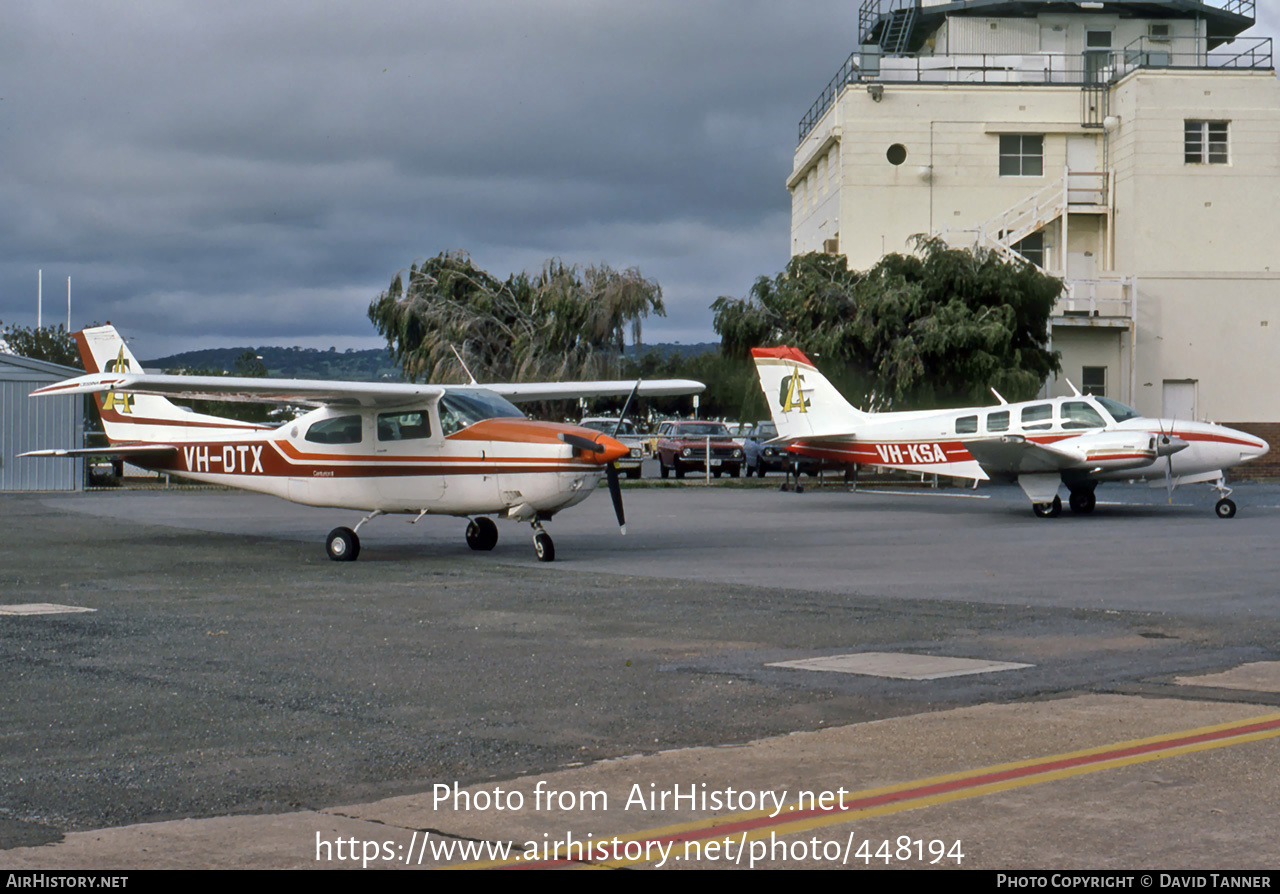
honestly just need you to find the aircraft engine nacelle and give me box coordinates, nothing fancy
[1055,431,1158,472]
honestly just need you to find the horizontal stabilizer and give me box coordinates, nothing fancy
[20,445,177,458]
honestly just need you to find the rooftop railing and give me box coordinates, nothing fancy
[798,35,1273,142]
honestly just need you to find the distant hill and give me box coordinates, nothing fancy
[146,342,718,380]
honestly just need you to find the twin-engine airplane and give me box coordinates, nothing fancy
[24,325,704,561]
[752,346,1268,518]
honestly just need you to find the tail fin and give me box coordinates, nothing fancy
[751,346,868,440]
[76,324,249,442]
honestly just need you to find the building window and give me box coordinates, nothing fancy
[1082,366,1106,397]
[1011,232,1045,268]
[999,135,1044,176]
[1185,121,1229,164]
[886,143,907,166]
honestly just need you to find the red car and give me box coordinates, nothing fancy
[655,420,744,479]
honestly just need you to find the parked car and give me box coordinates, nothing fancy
[655,420,744,479]
[744,419,856,483]
[578,417,648,478]
[743,421,787,477]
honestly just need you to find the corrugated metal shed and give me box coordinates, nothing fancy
[0,354,84,491]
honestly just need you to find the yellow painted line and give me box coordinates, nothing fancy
[443,711,1280,869]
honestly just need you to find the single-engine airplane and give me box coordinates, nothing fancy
[751,346,1269,518]
[23,325,704,561]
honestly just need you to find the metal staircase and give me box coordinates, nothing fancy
[858,0,919,55]
[973,174,1069,273]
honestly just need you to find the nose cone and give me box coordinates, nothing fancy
[1232,428,1270,462]
[1156,435,1189,457]
[595,434,629,464]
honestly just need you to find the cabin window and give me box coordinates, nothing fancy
[305,415,363,444]
[1061,401,1106,430]
[1185,120,1229,164]
[986,411,1010,433]
[1021,404,1053,430]
[377,411,432,441]
[955,415,978,434]
[999,134,1044,177]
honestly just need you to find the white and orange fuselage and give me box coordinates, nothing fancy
[751,346,1268,507]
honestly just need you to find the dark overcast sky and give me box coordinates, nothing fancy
[3,2,1276,357]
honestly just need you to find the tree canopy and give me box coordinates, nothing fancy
[0,323,84,369]
[367,252,665,384]
[712,239,1062,410]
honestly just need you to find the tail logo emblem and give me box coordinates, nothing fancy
[779,369,810,413]
[102,347,135,414]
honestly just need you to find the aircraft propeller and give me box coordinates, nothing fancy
[1153,418,1189,504]
[557,380,640,537]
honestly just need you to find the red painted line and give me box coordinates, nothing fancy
[501,714,1280,869]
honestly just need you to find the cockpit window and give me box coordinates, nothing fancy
[1096,397,1140,423]
[378,410,432,441]
[438,389,524,436]
[1061,401,1106,430]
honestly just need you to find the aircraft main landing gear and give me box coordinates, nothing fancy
[1033,495,1062,518]
[1068,489,1096,514]
[326,509,383,561]
[326,527,360,561]
[465,517,499,551]
[531,521,556,562]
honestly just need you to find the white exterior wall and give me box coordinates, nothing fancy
[790,14,1280,424]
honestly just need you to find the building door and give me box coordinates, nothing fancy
[1162,380,1197,421]
[1084,30,1113,83]
[1067,135,1100,204]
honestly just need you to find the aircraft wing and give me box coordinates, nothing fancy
[31,373,447,408]
[484,379,705,403]
[963,435,1079,475]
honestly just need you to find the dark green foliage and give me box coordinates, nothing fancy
[146,345,403,381]
[367,252,665,384]
[712,239,1062,410]
[1,323,86,369]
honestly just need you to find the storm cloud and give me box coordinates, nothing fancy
[3,2,1274,357]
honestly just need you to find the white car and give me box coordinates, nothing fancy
[578,417,648,479]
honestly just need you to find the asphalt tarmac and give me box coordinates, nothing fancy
[2,480,1279,868]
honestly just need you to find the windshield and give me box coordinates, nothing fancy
[1095,397,1140,423]
[674,423,730,437]
[754,423,777,439]
[439,389,524,435]
[581,419,638,436]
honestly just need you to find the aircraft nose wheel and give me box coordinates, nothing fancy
[1033,496,1062,518]
[465,517,499,550]
[1215,498,1237,519]
[531,525,556,562]
[326,526,360,561]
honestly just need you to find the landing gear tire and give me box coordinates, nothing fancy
[533,531,555,562]
[465,517,498,551]
[1215,498,1237,519]
[1068,491,1096,514]
[326,526,360,562]
[1033,496,1063,518]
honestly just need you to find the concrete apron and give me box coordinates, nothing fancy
[7,667,1280,870]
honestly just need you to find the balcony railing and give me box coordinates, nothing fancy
[798,35,1273,142]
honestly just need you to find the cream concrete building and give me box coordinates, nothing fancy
[790,0,1278,456]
